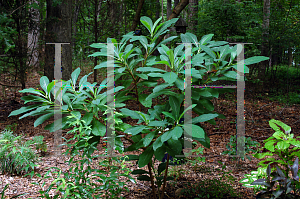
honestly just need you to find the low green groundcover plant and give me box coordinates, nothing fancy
[0,128,43,177]
[9,16,268,198]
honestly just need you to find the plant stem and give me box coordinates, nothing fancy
[148,162,157,199]
[160,153,170,199]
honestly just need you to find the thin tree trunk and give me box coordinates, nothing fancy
[45,0,72,156]
[258,0,270,83]
[131,0,145,31]
[72,0,80,53]
[167,0,172,19]
[188,0,198,33]
[155,0,189,47]
[27,0,40,68]
[155,0,160,19]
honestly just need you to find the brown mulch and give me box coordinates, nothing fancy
[0,67,300,198]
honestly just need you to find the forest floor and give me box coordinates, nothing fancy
[0,66,300,198]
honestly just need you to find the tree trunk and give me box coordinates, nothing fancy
[27,0,40,68]
[174,0,179,7]
[72,0,80,53]
[155,0,160,19]
[167,0,172,19]
[288,45,293,67]
[258,0,270,82]
[131,0,145,31]
[188,0,198,33]
[45,0,72,82]
[155,0,189,47]
[45,0,72,157]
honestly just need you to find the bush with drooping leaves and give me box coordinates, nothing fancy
[9,16,268,198]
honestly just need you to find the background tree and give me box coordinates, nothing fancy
[44,0,72,82]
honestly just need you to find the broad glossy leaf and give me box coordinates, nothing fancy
[184,124,205,139]
[125,125,147,136]
[138,146,154,168]
[40,76,49,94]
[19,105,50,119]
[136,67,165,72]
[200,34,214,45]
[143,131,156,147]
[140,16,153,34]
[82,112,93,126]
[71,68,81,87]
[154,146,166,162]
[224,71,237,79]
[9,104,41,117]
[92,118,106,136]
[172,126,183,140]
[161,130,172,143]
[158,162,166,175]
[192,114,218,124]
[153,83,170,93]
[169,96,180,120]
[139,94,152,108]
[200,45,216,59]
[34,112,54,127]
[153,136,163,151]
[166,138,182,157]
[242,56,269,65]
[148,121,167,127]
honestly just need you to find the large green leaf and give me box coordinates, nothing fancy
[163,72,177,84]
[184,124,205,139]
[143,131,156,147]
[125,125,147,136]
[40,76,49,94]
[200,34,214,45]
[153,136,163,151]
[148,121,167,127]
[154,145,166,161]
[166,138,182,157]
[82,112,94,126]
[9,104,41,117]
[192,114,218,124]
[19,105,50,119]
[161,130,172,143]
[171,126,183,140]
[138,146,154,168]
[34,112,54,127]
[200,45,216,59]
[140,16,153,34]
[136,67,165,72]
[242,56,269,66]
[139,94,152,108]
[92,118,106,136]
[153,83,170,93]
[71,68,81,87]
[169,96,180,120]
[19,88,45,97]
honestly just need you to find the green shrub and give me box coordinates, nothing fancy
[0,129,40,177]
[9,16,269,199]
